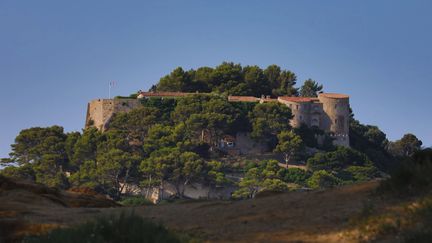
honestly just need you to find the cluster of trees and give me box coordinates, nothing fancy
[1,92,423,199]
[233,146,383,199]
[306,146,380,186]
[1,63,426,201]
[349,114,423,171]
[232,160,310,199]
[151,62,323,97]
[0,94,300,199]
[387,134,423,157]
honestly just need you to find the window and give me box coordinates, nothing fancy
[296,105,299,110]
[335,119,338,124]
[334,104,337,109]
[300,115,303,120]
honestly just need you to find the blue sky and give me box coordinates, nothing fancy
[0,0,431,158]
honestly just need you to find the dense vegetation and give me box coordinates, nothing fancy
[0,62,425,201]
[149,62,323,98]
[349,149,432,242]
[23,212,188,243]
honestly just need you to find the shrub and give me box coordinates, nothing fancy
[232,187,255,200]
[344,166,380,182]
[278,168,311,185]
[378,149,432,195]
[23,212,183,243]
[307,146,373,171]
[120,196,154,206]
[306,170,341,189]
[261,178,288,192]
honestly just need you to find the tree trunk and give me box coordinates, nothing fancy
[160,180,164,201]
[207,183,213,199]
[115,173,120,198]
[284,153,291,169]
[146,174,152,198]
[181,178,190,197]
[119,168,130,195]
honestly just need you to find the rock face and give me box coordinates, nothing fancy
[121,181,236,204]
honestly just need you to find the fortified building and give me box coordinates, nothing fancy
[86,91,350,147]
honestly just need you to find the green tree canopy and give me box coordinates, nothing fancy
[2,126,69,188]
[388,133,423,157]
[307,170,341,189]
[274,130,304,166]
[172,94,239,149]
[307,146,373,171]
[249,102,292,147]
[299,79,323,97]
[154,62,301,97]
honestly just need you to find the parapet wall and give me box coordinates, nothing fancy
[85,99,140,131]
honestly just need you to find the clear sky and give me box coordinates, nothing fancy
[1,0,431,158]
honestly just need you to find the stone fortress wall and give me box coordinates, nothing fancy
[85,91,350,147]
[318,93,350,147]
[85,99,140,131]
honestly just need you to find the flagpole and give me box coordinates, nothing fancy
[109,82,111,99]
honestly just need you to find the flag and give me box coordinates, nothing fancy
[109,81,116,87]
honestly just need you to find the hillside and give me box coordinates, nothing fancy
[0,176,403,242]
[0,175,119,242]
[133,180,382,242]
[4,170,432,243]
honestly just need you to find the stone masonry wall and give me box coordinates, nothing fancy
[318,94,350,147]
[85,99,140,131]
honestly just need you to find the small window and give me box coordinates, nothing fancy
[296,105,299,110]
[335,119,338,124]
[334,104,337,109]
[300,115,303,120]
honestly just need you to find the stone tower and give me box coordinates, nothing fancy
[318,93,350,147]
[85,98,140,131]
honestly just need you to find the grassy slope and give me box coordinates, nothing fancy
[2,176,426,242]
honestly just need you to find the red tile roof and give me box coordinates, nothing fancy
[278,96,317,103]
[318,93,349,99]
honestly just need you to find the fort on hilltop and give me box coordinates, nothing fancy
[85,91,350,147]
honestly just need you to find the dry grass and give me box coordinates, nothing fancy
[4,174,425,243]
